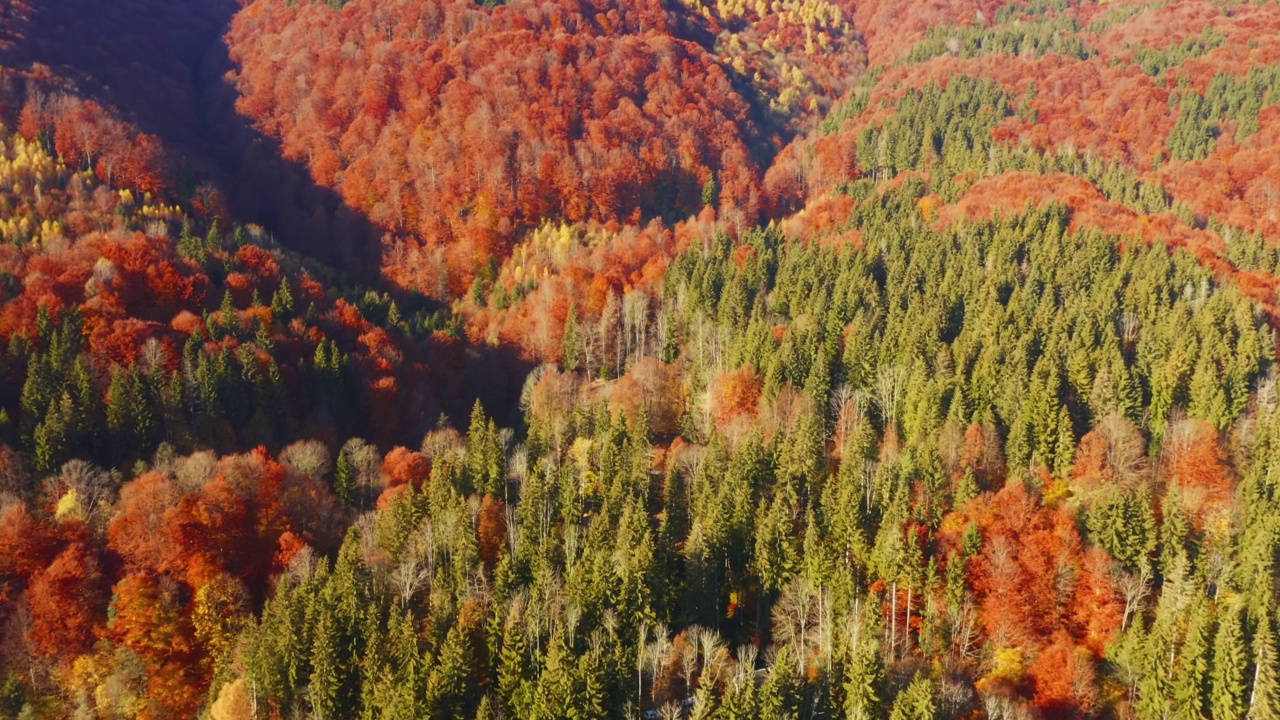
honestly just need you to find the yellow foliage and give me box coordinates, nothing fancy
[569,437,594,474]
[55,488,82,521]
[917,194,939,219]
[1042,478,1072,506]
[981,646,1026,687]
[69,648,145,718]
[210,678,254,720]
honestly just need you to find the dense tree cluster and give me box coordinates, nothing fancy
[226,0,785,292]
[6,0,1280,717]
[0,125,520,480]
[11,171,1280,718]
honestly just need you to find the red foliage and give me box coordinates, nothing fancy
[109,471,181,576]
[226,0,769,291]
[0,503,62,587]
[25,542,106,660]
[110,451,339,597]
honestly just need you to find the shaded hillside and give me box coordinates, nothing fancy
[224,0,867,293]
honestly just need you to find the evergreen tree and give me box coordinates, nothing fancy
[1251,616,1280,720]
[272,277,295,318]
[889,674,936,720]
[844,626,886,720]
[427,622,477,720]
[1213,601,1249,720]
[1172,601,1211,719]
[563,304,581,372]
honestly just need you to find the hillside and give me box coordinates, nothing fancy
[1,0,1280,718]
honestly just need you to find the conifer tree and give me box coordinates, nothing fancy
[844,626,886,720]
[889,674,936,720]
[1213,601,1249,720]
[1251,616,1280,720]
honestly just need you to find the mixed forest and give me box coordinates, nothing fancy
[5,0,1280,718]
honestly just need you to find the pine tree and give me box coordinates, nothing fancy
[563,304,581,372]
[530,630,577,720]
[844,627,886,720]
[334,445,357,508]
[757,650,797,720]
[467,400,503,497]
[220,289,236,332]
[1251,616,1280,720]
[272,277,295,318]
[34,304,51,348]
[206,221,223,252]
[1213,601,1249,720]
[308,597,342,720]
[889,673,936,720]
[426,622,476,720]
[1172,601,1211,719]
[33,393,72,475]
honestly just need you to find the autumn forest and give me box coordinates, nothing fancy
[3,0,1280,717]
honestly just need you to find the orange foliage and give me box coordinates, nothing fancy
[1070,549,1125,655]
[477,495,508,571]
[1162,420,1234,527]
[25,542,106,660]
[381,447,430,489]
[944,478,1116,697]
[709,366,763,429]
[1027,632,1099,719]
[611,357,683,435]
[228,0,769,291]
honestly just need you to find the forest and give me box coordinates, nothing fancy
[4,0,1280,717]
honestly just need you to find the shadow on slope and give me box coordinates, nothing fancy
[0,0,532,437]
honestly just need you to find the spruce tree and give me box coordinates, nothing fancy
[563,305,581,372]
[844,628,886,720]
[1213,601,1249,720]
[426,622,476,720]
[889,674,936,720]
[1172,601,1211,719]
[1251,616,1280,720]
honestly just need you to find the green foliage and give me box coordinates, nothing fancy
[856,77,1010,179]
[1132,29,1227,76]
[889,674,937,720]
[1168,66,1280,160]
[1212,601,1249,720]
[907,16,1093,63]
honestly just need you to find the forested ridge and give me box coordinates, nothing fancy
[3,0,1280,718]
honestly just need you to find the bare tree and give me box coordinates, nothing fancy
[280,439,331,481]
[874,364,908,431]
[646,623,672,705]
[49,459,115,530]
[771,577,820,674]
[1115,564,1153,631]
